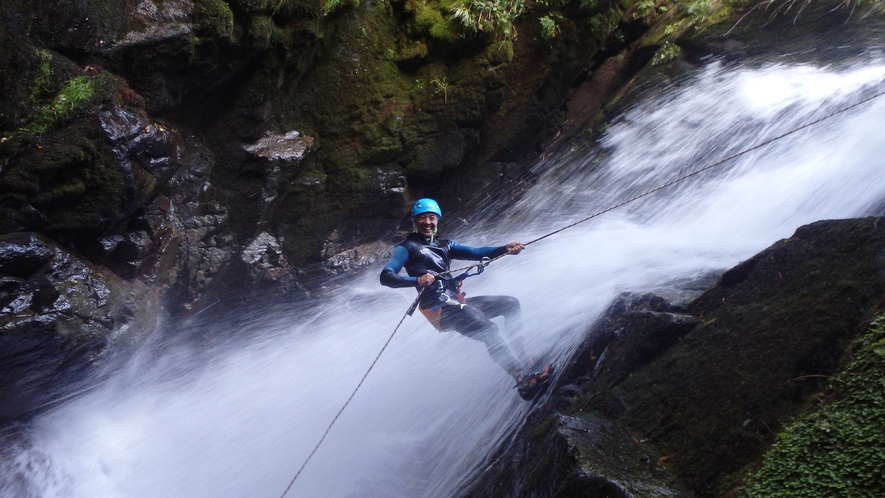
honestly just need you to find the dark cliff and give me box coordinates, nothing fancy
[466,217,885,497]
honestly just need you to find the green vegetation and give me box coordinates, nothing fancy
[632,0,658,18]
[27,75,95,135]
[539,14,561,39]
[24,50,94,134]
[404,0,462,41]
[651,41,681,65]
[684,0,716,15]
[399,0,728,46]
[430,77,449,102]
[194,0,235,40]
[451,0,525,39]
[740,314,885,497]
[322,0,358,15]
[28,49,53,105]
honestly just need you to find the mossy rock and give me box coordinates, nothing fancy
[0,67,183,236]
[468,218,885,497]
[0,127,126,233]
[616,218,885,495]
[739,315,885,497]
[193,0,237,41]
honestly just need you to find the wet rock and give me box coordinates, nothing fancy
[240,231,294,286]
[405,130,466,176]
[0,127,132,233]
[583,294,702,387]
[0,233,158,421]
[244,131,315,162]
[557,413,691,498]
[557,292,697,391]
[465,408,691,497]
[635,217,885,494]
[188,230,304,314]
[98,106,182,186]
[0,66,185,236]
[648,271,725,310]
[469,218,885,498]
[242,131,316,210]
[139,138,239,314]
[322,239,393,274]
[111,0,194,50]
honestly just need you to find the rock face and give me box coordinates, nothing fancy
[0,0,656,282]
[0,0,662,418]
[467,217,885,497]
[0,233,158,420]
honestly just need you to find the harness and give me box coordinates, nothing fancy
[410,257,491,330]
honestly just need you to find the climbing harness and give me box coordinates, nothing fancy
[405,257,491,315]
[279,82,885,498]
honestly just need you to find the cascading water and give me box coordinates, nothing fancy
[4,56,885,498]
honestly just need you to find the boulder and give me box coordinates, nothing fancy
[0,233,159,421]
[468,217,885,497]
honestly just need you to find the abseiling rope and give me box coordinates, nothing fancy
[279,83,885,498]
[448,83,885,275]
[277,292,420,498]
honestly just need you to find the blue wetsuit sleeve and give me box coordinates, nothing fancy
[449,241,508,260]
[380,245,419,288]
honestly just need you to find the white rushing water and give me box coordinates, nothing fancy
[4,58,885,498]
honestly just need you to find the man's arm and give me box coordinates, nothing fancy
[450,241,524,260]
[380,246,419,288]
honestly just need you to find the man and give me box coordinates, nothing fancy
[380,198,553,400]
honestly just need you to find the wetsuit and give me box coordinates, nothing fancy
[380,232,527,375]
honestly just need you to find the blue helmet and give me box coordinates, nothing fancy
[411,198,442,219]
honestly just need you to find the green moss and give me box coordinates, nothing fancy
[586,8,621,39]
[29,178,88,207]
[28,49,53,106]
[193,0,236,40]
[740,314,885,498]
[26,75,95,135]
[406,0,462,41]
[247,13,277,46]
[488,38,514,63]
[321,0,359,15]
[451,0,525,40]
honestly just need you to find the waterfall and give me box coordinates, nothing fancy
[4,58,885,498]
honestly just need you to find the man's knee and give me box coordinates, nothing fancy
[441,304,493,336]
[471,295,521,316]
[490,296,521,318]
[500,296,520,312]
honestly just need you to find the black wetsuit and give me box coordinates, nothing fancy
[381,232,526,375]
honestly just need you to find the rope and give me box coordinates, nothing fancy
[278,292,421,498]
[279,81,885,498]
[447,83,885,275]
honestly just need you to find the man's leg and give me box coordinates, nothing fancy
[466,295,528,364]
[465,297,555,400]
[440,303,523,378]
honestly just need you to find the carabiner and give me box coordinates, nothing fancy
[475,257,491,275]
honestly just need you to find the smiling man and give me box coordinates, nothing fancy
[380,198,553,400]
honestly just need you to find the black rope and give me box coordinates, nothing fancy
[447,83,885,275]
[279,82,885,498]
[278,292,421,498]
